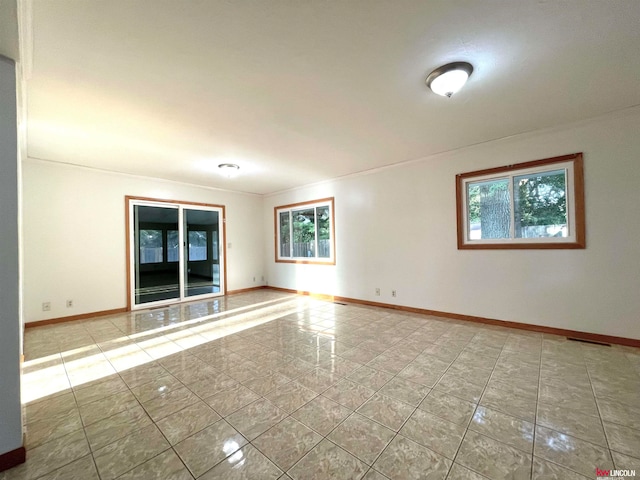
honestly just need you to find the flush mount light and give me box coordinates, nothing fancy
[426,61,473,97]
[218,163,240,178]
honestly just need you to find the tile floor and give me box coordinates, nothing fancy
[3,290,640,479]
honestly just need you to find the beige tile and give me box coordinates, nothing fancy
[184,372,237,398]
[597,396,640,430]
[204,383,260,416]
[36,455,99,480]
[480,386,536,422]
[418,390,476,426]
[253,417,322,471]
[395,363,444,388]
[399,409,466,459]
[292,395,352,435]
[328,413,395,465]
[323,379,376,410]
[361,469,390,480]
[117,449,193,480]
[357,393,414,431]
[347,366,394,391]
[242,372,290,396]
[24,392,77,425]
[141,386,200,421]
[225,359,265,383]
[73,375,128,406]
[295,367,341,393]
[532,457,590,480]
[470,406,534,453]
[101,342,153,372]
[486,377,538,401]
[119,362,168,389]
[226,398,288,440]
[340,347,381,364]
[1,430,90,480]
[24,407,83,449]
[446,362,493,386]
[538,382,599,417]
[434,373,485,403]
[537,402,607,447]
[265,380,318,413]
[534,425,613,477]
[130,374,183,403]
[174,419,247,478]
[288,439,368,480]
[274,358,315,379]
[199,444,282,480]
[367,353,411,375]
[457,430,531,480]
[447,463,491,480]
[156,400,221,445]
[93,424,169,480]
[320,356,363,377]
[372,435,451,480]
[603,422,640,458]
[611,450,640,470]
[85,405,152,450]
[64,360,117,389]
[79,390,139,426]
[378,377,430,407]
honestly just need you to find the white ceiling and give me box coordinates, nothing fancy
[25,1,640,195]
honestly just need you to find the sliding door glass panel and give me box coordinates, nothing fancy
[134,205,180,305]
[184,208,221,297]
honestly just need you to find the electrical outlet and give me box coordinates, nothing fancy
[253,276,256,282]
[375,288,380,296]
[66,300,73,308]
[261,275,264,281]
[42,302,51,311]
[392,290,397,297]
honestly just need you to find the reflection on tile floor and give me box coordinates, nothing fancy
[4,290,640,479]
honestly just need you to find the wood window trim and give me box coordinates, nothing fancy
[456,153,585,250]
[274,197,336,265]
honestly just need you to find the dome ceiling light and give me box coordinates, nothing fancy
[218,163,240,178]
[426,62,474,97]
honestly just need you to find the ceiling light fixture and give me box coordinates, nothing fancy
[426,61,473,98]
[218,163,240,178]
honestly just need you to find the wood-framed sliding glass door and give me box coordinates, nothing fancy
[127,197,225,310]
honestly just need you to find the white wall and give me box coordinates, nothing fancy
[265,107,640,340]
[22,161,265,323]
[0,55,23,456]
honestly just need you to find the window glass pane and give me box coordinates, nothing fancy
[292,208,315,257]
[279,211,291,257]
[514,169,567,238]
[167,230,179,262]
[188,231,207,261]
[467,178,511,239]
[139,229,163,264]
[316,205,331,258]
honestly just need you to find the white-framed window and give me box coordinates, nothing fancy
[275,197,335,264]
[456,153,585,249]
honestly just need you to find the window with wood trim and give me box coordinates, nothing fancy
[275,197,335,264]
[456,153,585,249]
